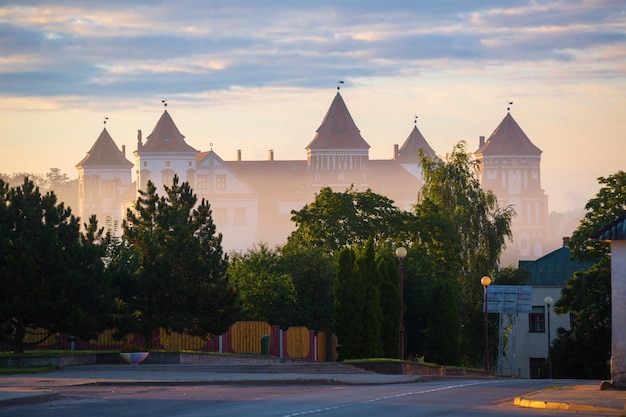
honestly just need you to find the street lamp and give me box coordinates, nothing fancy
[396,246,407,360]
[544,296,553,379]
[481,276,492,372]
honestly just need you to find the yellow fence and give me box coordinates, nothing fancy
[6,322,335,361]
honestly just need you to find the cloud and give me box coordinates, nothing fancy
[0,0,623,102]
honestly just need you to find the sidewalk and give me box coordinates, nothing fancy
[514,382,626,414]
[1,364,625,414]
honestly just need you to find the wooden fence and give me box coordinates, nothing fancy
[1,321,337,361]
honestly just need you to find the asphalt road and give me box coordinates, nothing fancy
[1,378,592,417]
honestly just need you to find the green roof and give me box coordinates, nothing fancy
[519,246,594,286]
[594,214,626,242]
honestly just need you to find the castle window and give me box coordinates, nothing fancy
[214,207,227,226]
[198,175,208,189]
[162,169,175,187]
[102,180,114,198]
[216,175,226,190]
[166,161,170,167]
[234,207,246,226]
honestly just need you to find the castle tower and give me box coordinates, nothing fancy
[475,111,548,263]
[305,91,370,188]
[76,126,133,228]
[395,119,439,181]
[134,108,199,194]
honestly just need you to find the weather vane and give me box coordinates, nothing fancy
[104,116,108,126]
[337,80,344,91]
[507,101,513,112]
[414,115,418,126]
[162,99,167,108]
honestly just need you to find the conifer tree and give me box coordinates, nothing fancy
[334,247,364,360]
[113,176,239,346]
[377,253,399,358]
[357,239,384,358]
[0,178,112,352]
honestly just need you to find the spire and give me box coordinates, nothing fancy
[396,118,438,163]
[76,127,133,168]
[306,91,370,151]
[139,109,198,153]
[475,112,541,156]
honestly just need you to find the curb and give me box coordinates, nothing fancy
[514,396,624,414]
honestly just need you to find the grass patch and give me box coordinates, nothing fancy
[0,366,58,375]
[343,358,440,367]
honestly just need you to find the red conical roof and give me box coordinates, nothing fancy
[140,110,198,153]
[476,113,541,156]
[396,125,438,163]
[306,92,370,150]
[76,128,133,168]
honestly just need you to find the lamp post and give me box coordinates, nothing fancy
[544,296,553,379]
[396,246,407,360]
[481,276,491,372]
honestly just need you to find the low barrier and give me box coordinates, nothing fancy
[0,321,335,361]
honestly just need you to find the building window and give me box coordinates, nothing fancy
[102,180,114,198]
[166,161,170,167]
[234,207,246,226]
[529,306,545,333]
[198,175,208,189]
[162,169,175,187]
[216,175,226,190]
[214,207,227,226]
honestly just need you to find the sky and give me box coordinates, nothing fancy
[0,0,624,214]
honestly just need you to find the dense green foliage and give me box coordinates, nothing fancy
[334,247,363,360]
[111,176,239,346]
[277,245,335,332]
[357,239,384,358]
[229,244,297,327]
[288,186,408,255]
[0,178,112,352]
[408,142,514,367]
[551,170,626,378]
[377,253,400,358]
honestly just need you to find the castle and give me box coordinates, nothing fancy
[76,90,548,265]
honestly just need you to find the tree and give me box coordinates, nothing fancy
[494,266,532,285]
[550,170,626,378]
[377,252,399,358]
[287,186,409,255]
[552,261,611,378]
[334,247,364,361]
[413,142,514,367]
[113,176,239,346]
[277,245,335,332]
[423,279,461,365]
[0,178,112,352]
[356,239,384,358]
[228,244,297,327]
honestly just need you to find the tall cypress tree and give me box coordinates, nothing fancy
[334,247,364,360]
[357,239,384,358]
[378,253,399,358]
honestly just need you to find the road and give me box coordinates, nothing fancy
[1,379,594,417]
